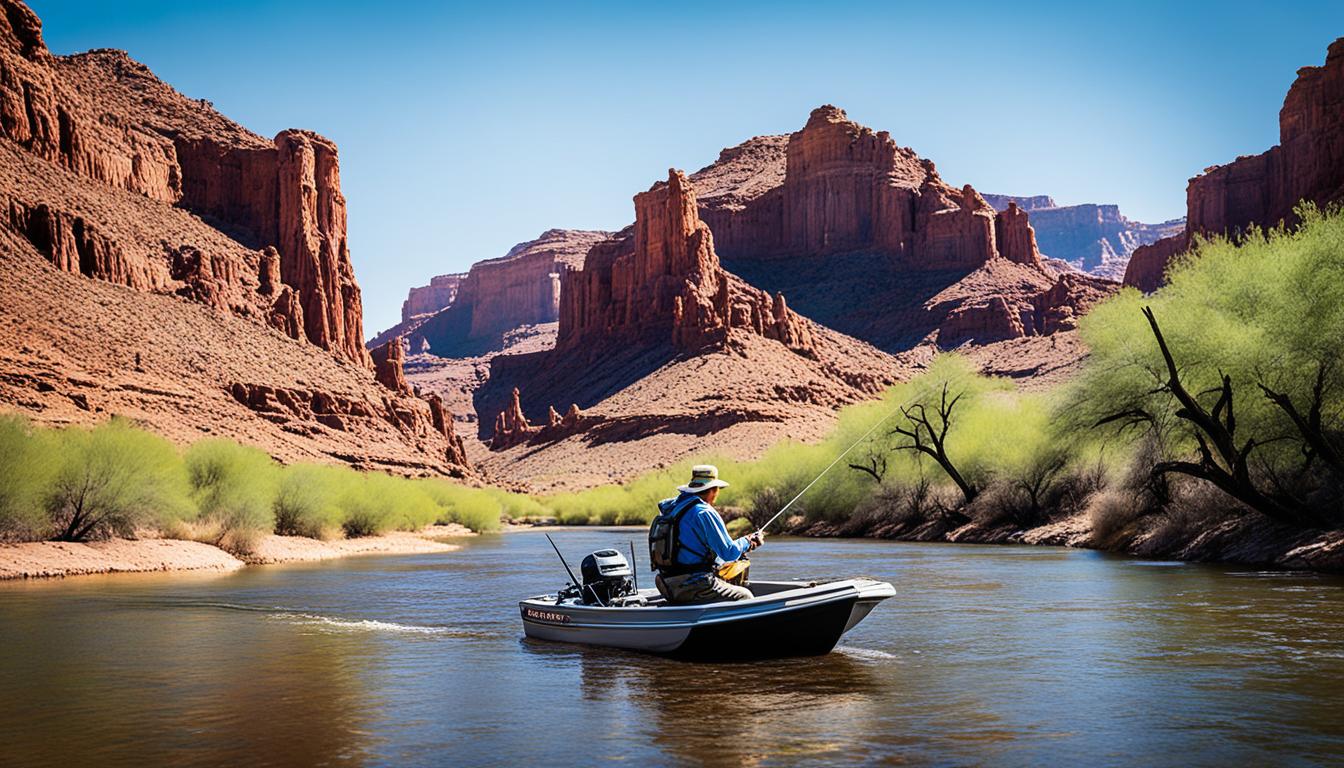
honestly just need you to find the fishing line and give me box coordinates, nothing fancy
[756,401,907,534]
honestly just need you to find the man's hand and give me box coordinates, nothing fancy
[747,531,766,551]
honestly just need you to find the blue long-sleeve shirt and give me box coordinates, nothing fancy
[659,492,750,568]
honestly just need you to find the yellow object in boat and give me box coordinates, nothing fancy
[717,559,750,585]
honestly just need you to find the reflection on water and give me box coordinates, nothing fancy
[2,531,1344,766]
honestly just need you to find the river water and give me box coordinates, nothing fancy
[2,530,1343,767]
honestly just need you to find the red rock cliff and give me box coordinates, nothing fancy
[1124,37,1344,290]
[695,106,1039,271]
[557,169,814,354]
[402,273,466,321]
[405,229,610,355]
[0,0,369,366]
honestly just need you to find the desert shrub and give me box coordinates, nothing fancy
[335,472,440,537]
[44,418,191,541]
[184,439,278,553]
[0,415,54,541]
[273,464,349,539]
[417,479,504,533]
[1140,479,1242,557]
[480,487,546,522]
[335,477,384,537]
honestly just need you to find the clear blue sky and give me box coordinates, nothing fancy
[29,1,1344,335]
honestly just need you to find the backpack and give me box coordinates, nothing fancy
[648,495,711,574]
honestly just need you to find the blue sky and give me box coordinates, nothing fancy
[29,1,1344,335]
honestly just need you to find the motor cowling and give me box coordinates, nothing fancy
[579,549,636,605]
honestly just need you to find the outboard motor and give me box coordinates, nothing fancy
[579,549,636,605]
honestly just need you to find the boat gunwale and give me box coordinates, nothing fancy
[519,578,895,631]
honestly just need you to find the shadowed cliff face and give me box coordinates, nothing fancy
[1125,37,1344,291]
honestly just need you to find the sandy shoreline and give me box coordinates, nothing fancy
[0,524,475,580]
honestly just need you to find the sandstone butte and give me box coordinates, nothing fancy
[689,105,1117,352]
[0,0,471,474]
[1124,36,1344,292]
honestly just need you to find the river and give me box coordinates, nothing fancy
[1,530,1342,766]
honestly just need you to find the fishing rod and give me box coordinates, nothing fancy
[755,403,906,535]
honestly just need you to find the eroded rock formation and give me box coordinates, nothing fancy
[228,380,468,470]
[0,1,369,366]
[558,169,815,355]
[402,273,466,322]
[489,387,589,450]
[696,106,1037,271]
[1124,37,1344,290]
[993,202,1041,267]
[370,336,410,395]
[397,229,610,355]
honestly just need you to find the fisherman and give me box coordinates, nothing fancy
[649,464,765,604]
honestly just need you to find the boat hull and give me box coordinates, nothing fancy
[520,578,894,660]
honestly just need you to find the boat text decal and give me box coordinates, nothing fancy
[523,607,571,624]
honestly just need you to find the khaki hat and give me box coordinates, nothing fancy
[678,464,730,494]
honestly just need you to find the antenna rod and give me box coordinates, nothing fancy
[756,404,905,534]
[545,532,581,589]
[545,533,605,606]
[629,540,640,592]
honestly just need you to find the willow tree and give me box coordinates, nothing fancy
[1079,205,1344,529]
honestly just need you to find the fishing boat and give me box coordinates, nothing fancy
[519,548,895,660]
[523,411,903,660]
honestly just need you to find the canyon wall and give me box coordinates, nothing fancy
[981,194,1057,212]
[404,229,610,356]
[402,273,466,322]
[983,195,1184,279]
[557,169,814,354]
[0,1,368,365]
[695,105,1038,271]
[0,0,471,475]
[1124,37,1344,290]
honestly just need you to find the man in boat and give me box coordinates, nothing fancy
[650,464,765,604]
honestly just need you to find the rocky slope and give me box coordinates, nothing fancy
[475,168,903,489]
[1125,37,1344,291]
[983,194,1184,280]
[694,106,1115,352]
[0,0,471,474]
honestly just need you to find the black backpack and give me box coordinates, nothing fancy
[648,496,712,575]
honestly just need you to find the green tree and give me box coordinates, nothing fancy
[45,419,190,541]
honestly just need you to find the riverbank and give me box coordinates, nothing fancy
[0,524,474,580]
[790,509,1344,571]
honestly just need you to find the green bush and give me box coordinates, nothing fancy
[44,418,191,541]
[0,415,54,541]
[184,439,278,553]
[417,480,504,533]
[273,464,348,539]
